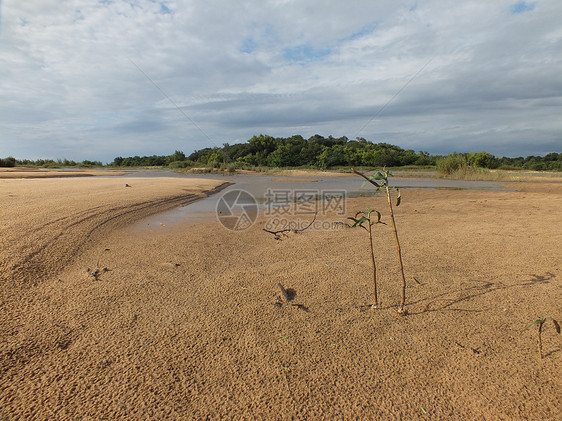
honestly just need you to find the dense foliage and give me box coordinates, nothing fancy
[0,157,103,168]
[0,157,16,167]
[435,151,562,172]
[2,134,560,171]
[181,134,562,171]
[185,135,435,168]
[112,150,188,167]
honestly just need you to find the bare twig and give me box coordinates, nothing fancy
[263,212,317,239]
[278,283,292,302]
[454,341,481,354]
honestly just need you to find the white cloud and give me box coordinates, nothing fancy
[0,0,561,161]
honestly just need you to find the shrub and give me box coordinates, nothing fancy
[436,153,468,175]
[168,160,195,169]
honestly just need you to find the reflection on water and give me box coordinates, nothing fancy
[129,170,507,229]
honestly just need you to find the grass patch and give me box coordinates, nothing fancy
[442,167,562,182]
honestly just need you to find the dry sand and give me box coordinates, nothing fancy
[0,177,229,287]
[0,167,129,179]
[1,176,561,419]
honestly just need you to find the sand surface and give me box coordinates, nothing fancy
[0,177,228,287]
[0,167,129,178]
[1,177,561,419]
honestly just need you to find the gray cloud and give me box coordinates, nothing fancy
[0,0,560,162]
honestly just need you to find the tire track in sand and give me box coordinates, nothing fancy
[0,180,231,289]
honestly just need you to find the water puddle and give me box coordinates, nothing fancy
[129,171,507,230]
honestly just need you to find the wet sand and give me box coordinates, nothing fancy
[1,176,561,419]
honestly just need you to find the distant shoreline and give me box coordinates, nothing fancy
[2,165,562,187]
[0,167,129,179]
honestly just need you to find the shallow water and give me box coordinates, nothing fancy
[129,170,506,229]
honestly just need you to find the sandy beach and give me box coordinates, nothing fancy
[0,176,229,287]
[0,167,130,179]
[1,175,561,419]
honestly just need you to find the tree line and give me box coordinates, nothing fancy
[2,134,561,170]
[0,157,103,168]
[113,134,562,171]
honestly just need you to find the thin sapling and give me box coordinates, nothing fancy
[348,207,384,308]
[524,315,561,359]
[353,168,408,314]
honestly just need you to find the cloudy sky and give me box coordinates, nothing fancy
[1,0,561,162]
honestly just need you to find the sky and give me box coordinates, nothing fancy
[1,0,561,162]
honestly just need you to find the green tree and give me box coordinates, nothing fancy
[468,151,498,169]
[317,145,346,168]
[344,141,364,166]
[169,150,186,163]
[0,157,16,167]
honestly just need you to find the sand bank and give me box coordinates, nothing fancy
[0,167,130,179]
[1,180,561,419]
[0,177,229,287]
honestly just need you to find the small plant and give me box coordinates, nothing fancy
[524,315,560,359]
[87,248,111,281]
[353,168,408,314]
[348,207,384,308]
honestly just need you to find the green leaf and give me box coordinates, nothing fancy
[354,216,369,227]
[352,168,380,188]
[348,216,368,230]
[372,172,386,181]
[523,319,541,331]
